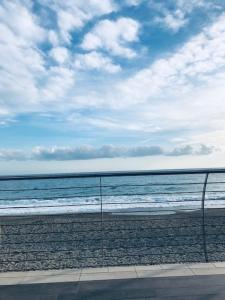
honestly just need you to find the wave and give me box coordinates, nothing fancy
[0,193,224,216]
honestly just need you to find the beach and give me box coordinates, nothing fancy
[0,208,225,272]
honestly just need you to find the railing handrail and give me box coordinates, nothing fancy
[1,167,225,181]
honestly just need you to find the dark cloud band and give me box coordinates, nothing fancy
[0,144,215,161]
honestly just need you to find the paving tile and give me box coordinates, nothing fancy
[0,271,28,278]
[38,269,81,276]
[160,263,189,270]
[137,269,194,278]
[135,265,162,271]
[136,270,165,278]
[82,267,109,274]
[108,266,136,272]
[0,269,81,278]
[186,263,215,269]
[80,271,137,281]
[191,268,225,276]
[21,274,80,284]
[212,262,225,268]
[154,269,194,277]
[0,277,24,285]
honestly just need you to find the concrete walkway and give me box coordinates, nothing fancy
[1,262,225,285]
[1,263,225,299]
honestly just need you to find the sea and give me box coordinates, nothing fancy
[0,172,225,216]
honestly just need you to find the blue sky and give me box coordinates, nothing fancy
[0,0,225,174]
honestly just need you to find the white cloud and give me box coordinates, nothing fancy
[81,18,140,58]
[0,108,14,126]
[0,1,47,113]
[48,30,59,47]
[0,36,44,111]
[125,0,143,6]
[0,1,78,114]
[41,67,75,102]
[49,47,70,64]
[67,113,160,132]
[157,10,187,32]
[117,13,225,104]
[0,149,26,161]
[0,0,45,44]
[152,0,206,32]
[39,0,117,43]
[175,0,206,11]
[74,51,121,73]
[57,10,83,43]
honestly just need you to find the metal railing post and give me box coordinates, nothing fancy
[99,176,104,266]
[202,172,209,262]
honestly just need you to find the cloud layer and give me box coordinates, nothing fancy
[0,0,224,170]
[0,144,215,161]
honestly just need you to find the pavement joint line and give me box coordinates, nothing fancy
[188,268,196,276]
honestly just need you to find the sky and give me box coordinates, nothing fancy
[0,0,225,174]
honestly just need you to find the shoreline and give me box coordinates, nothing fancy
[0,204,202,217]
